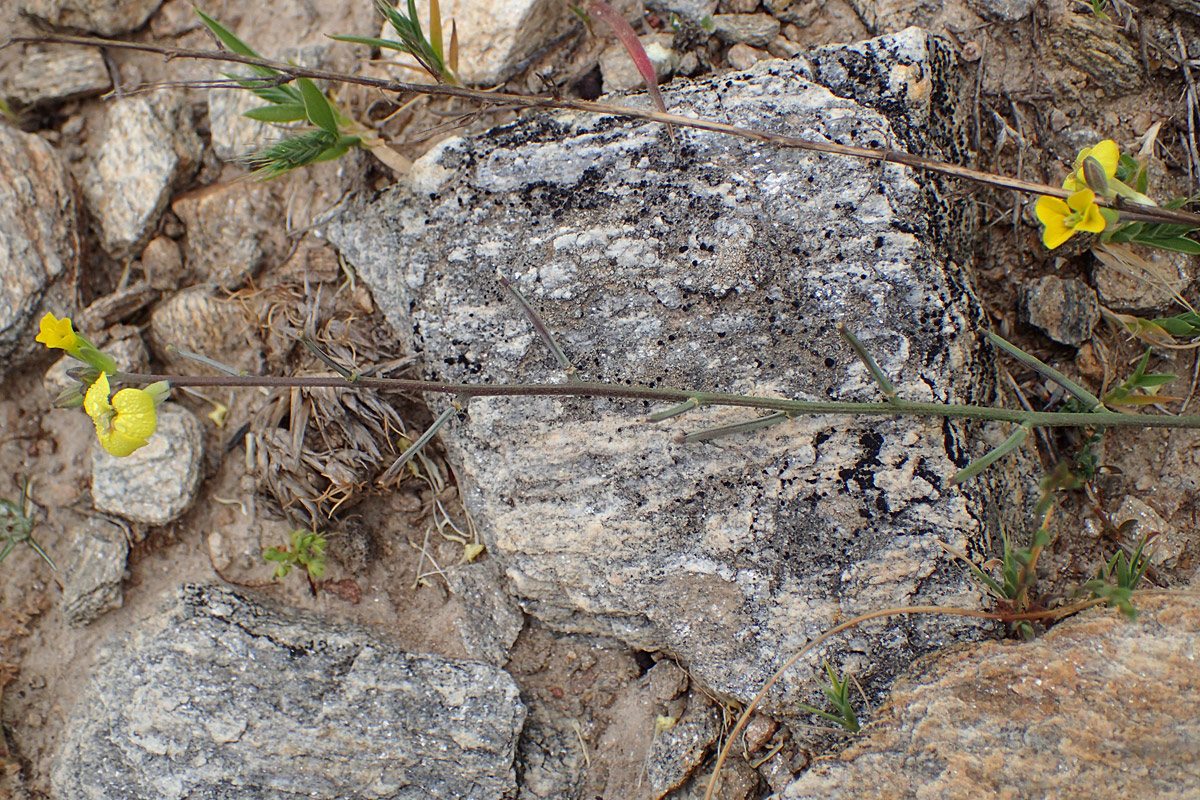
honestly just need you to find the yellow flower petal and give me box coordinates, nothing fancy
[1076,201,1106,234]
[1082,140,1119,178]
[1041,217,1075,250]
[111,388,157,441]
[84,373,113,421]
[84,374,157,457]
[1035,195,1070,227]
[35,313,79,351]
[1066,189,1096,212]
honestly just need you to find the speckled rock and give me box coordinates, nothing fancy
[19,0,163,36]
[782,592,1200,800]
[599,33,680,92]
[965,0,1034,22]
[148,285,263,374]
[172,180,284,289]
[379,0,569,86]
[1,44,110,107]
[1047,5,1143,94]
[330,27,1008,717]
[0,125,78,369]
[59,516,128,626]
[646,692,722,798]
[1024,275,1100,346]
[91,403,204,525]
[82,95,202,258]
[205,85,278,162]
[645,0,719,25]
[711,14,781,47]
[51,583,526,800]
[762,0,828,26]
[1093,247,1191,314]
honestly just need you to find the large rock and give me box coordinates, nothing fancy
[82,95,202,258]
[782,592,1200,799]
[1,44,111,108]
[329,29,1006,715]
[19,0,163,36]
[51,584,526,799]
[0,126,78,367]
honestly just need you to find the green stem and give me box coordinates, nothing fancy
[112,371,1200,430]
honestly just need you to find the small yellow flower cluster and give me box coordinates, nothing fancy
[1035,140,1119,250]
[36,313,166,457]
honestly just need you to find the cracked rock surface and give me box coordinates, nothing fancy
[330,28,1020,715]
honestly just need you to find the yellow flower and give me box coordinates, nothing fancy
[1035,189,1107,250]
[1063,139,1119,192]
[84,373,157,457]
[35,313,81,354]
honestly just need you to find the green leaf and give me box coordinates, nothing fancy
[195,8,276,78]
[243,104,309,123]
[327,34,410,52]
[1139,236,1200,255]
[298,77,339,135]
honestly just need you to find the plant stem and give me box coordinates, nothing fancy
[113,371,1200,430]
[8,33,1200,228]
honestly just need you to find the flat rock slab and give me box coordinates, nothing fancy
[51,584,526,800]
[330,29,1002,712]
[783,592,1200,799]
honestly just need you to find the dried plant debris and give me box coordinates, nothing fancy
[245,283,421,530]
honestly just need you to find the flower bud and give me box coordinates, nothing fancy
[1083,156,1109,196]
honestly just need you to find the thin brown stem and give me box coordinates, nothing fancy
[8,33,1200,227]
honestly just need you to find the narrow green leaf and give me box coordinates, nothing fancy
[298,77,338,135]
[195,8,276,77]
[952,424,1029,485]
[327,34,410,52]
[1141,236,1200,255]
[312,144,351,163]
[987,332,1103,411]
[429,0,444,61]
[243,104,309,123]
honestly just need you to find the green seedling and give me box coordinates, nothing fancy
[1080,524,1155,620]
[1102,350,1177,407]
[794,660,860,733]
[264,529,328,581]
[0,477,55,570]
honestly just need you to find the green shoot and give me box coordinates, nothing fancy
[1101,351,1177,407]
[329,0,460,85]
[264,529,328,581]
[1080,527,1154,620]
[794,661,860,733]
[0,476,56,570]
[196,8,362,177]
